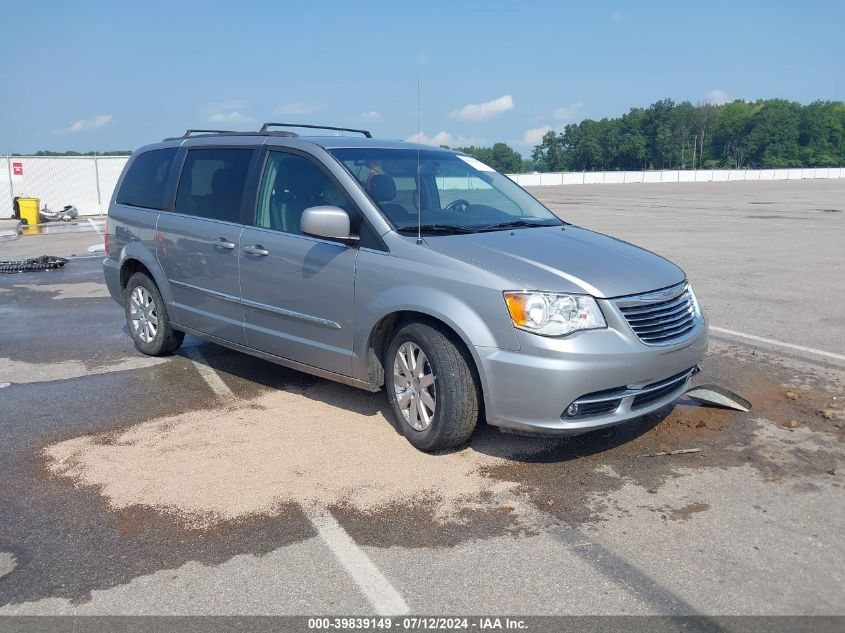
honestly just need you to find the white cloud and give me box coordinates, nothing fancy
[449,95,514,121]
[522,125,553,145]
[405,131,482,147]
[553,101,584,121]
[611,11,622,23]
[202,100,252,124]
[275,102,327,116]
[705,89,730,105]
[207,111,251,123]
[54,114,113,135]
[358,110,381,120]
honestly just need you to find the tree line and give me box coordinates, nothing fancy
[16,99,845,172]
[455,99,845,173]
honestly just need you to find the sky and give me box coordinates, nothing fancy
[1,0,843,155]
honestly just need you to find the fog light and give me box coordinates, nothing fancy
[565,402,579,417]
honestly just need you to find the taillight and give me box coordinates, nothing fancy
[104,217,110,255]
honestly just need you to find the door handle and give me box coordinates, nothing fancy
[244,244,270,256]
[213,238,236,251]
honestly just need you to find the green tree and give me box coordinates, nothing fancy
[529,97,845,172]
[531,131,567,172]
[455,143,523,173]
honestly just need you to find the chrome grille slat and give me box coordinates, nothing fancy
[619,293,690,316]
[632,310,696,334]
[628,307,693,330]
[641,319,694,336]
[614,283,699,345]
[644,324,695,343]
[623,298,692,321]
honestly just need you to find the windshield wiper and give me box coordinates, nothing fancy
[476,219,560,232]
[396,224,478,235]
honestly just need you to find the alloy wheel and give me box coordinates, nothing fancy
[130,286,158,343]
[393,341,436,431]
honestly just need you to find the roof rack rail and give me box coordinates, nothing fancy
[259,122,372,138]
[162,128,301,142]
[182,129,237,137]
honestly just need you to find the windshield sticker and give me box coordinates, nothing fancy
[457,155,495,172]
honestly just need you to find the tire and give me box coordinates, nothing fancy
[123,272,184,356]
[385,322,479,452]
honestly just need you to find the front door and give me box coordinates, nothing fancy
[156,147,255,344]
[239,150,357,376]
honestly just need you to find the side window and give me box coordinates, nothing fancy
[116,148,177,209]
[255,151,352,235]
[174,148,254,222]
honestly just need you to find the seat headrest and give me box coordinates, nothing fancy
[368,174,396,203]
[211,168,237,196]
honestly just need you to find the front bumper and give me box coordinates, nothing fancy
[475,307,709,436]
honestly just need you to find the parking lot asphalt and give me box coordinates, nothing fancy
[0,180,843,615]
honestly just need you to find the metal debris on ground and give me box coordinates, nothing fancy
[639,448,703,457]
[684,384,752,412]
[0,255,69,273]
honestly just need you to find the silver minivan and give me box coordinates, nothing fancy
[103,123,708,451]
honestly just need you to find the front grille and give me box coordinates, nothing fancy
[562,366,697,420]
[615,283,698,345]
[631,368,694,409]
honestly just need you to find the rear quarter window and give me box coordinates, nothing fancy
[116,148,178,209]
[174,148,254,223]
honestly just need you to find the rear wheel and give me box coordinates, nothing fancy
[385,322,479,451]
[124,272,184,356]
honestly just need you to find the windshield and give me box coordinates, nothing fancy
[328,148,562,233]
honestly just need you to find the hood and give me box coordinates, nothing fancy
[423,225,685,298]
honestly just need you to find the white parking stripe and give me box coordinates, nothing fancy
[179,345,405,612]
[306,507,410,616]
[182,347,236,399]
[711,326,845,362]
[87,218,103,235]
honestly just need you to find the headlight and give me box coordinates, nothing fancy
[503,291,607,337]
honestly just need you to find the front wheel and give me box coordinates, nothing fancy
[123,273,184,356]
[385,322,479,452]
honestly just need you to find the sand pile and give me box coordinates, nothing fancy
[45,381,555,528]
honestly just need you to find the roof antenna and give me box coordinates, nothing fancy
[416,76,422,245]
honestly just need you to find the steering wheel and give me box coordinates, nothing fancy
[445,198,471,212]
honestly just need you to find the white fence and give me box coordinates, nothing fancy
[507,167,845,188]
[1,155,844,219]
[0,155,129,219]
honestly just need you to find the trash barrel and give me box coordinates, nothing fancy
[17,198,40,226]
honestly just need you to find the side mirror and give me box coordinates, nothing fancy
[300,206,359,244]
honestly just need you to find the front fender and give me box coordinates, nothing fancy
[352,284,520,389]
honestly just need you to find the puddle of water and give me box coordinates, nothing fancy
[13,282,110,300]
[0,356,168,384]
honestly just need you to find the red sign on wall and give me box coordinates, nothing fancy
[12,162,23,176]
